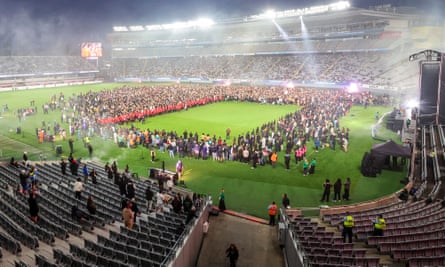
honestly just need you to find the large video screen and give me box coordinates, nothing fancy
[81,42,103,58]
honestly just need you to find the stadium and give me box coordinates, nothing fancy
[0,1,444,267]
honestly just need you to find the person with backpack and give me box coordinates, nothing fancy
[226,243,239,267]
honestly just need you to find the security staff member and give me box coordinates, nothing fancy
[342,211,354,243]
[268,201,278,226]
[373,214,386,236]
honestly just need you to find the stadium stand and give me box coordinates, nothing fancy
[0,159,210,267]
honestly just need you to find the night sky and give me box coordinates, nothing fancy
[0,0,443,55]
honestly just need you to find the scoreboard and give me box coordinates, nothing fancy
[81,42,103,58]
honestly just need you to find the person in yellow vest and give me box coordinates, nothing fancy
[268,201,278,226]
[373,214,386,236]
[342,211,354,243]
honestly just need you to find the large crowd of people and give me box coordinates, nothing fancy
[25,84,393,180]
[0,56,97,75]
[111,52,416,89]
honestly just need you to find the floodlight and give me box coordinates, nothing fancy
[406,99,419,108]
[113,26,128,32]
[329,1,350,11]
[195,18,215,28]
[265,9,276,19]
[128,25,145,31]
[146,25,162,31]
[347,82,359,93]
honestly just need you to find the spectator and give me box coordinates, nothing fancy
[183,195,193,213]
[172,194,182,213]
[284,150,291,170]
[71,205,89,222]
[150,149,156,162]
[130,198,140,224]
[309,158,316,174]
[90,168,97,184]
[226,243,239,267]
[186,205,197,224]
[86,195,96,215]
[218,188,226,211]
[166,177,174,191]
[320,179,331,202]
[10,157,19,167]
[23,151,30,167]
[73,178,83,200]
[303,158,309,176]
[82,164,89,183]
[333,178,342,202]
[176,160,183,180]
[122,202,134,229]
[126,179,136,199]
[60,158,67,175]
[282,193,290,209]
[28,191,39,223]
[203,220,209,234]
[145,185,154,212]
[343,177,351,201]
[270,151,277,168]
[19,169,30,194]
[68,138,74,154]
[87,143,93,158]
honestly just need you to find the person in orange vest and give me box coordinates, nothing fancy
[270,151,277,168]
[268,201,278,226]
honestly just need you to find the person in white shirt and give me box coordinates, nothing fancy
[73,178,83,200]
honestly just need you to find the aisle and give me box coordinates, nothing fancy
[196,212,284,267]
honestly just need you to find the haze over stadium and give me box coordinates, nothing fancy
[0,0,443,55]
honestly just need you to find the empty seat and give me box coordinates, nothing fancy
[140,258,154,267]
[127,254,140,267]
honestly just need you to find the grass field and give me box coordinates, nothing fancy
[0,84,406,218]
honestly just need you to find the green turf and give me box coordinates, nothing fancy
[0,83,406,219]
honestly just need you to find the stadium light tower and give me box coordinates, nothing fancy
[265,9,276,19]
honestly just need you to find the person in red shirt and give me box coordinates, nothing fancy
[268,201,278,226]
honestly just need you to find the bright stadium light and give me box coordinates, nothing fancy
[347,82,359,93]
[113,26,128,32]
[406,99,419,108]
[250,1,350,20]
[329,1,350,11]
[145,25,162,31]
[265,9,276,19]
[195,18,215,28]
[128,25,145,31]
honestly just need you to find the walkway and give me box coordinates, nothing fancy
[197,211,285,267]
